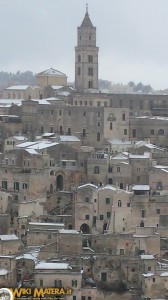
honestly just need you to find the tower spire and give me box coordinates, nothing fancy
[86,3,88,13]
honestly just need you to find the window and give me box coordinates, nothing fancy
[97,101,100,107]
[94,166,99,174]
[130,100,133,109]
[55,280,62,288]
[158,129,164,136]
[75,101,77,105]
[88,81,93,89]
[157,182,162,190]
[97,121,100,126]
[122,113,126,121]
[83,111,86,116]
[83,129,86,137]
[40,279,43,287]
[110,122,112,130]
[85,215,90,220]
[137,176,140,182]
[85,197,89,202]
[7,141,10,145]
[41,126,43,133]
[60,126,63,134]
[81,297,86,300]
[90,101,92,106]
[88,55,93,63]
[23,183,28,190]
[140,100,143,110]
[132,129,136,138]
[68,128,71,135]
[151,129,154,135]
[88,297,91,300]
[50,110,53,115]
[68,111,71,116]
[62,161,66,167]
[127,203,130,207]
[100,215,104,220]
[73,296,77,300]
[78,67,81,76]
[153,278,155,283]
[50,126,53,133]
[59,110,62,116]
[106,198,110,204]
[124,129,127,135]
[80,101,82,106]
[107,212,111,218]
[101,272,107,282]
[88,67,93,76]
[119,99,123,107]
[14,182,19,191]
[108,178,113,184]
[120,249,124,255]
[97,132,100,141]
[78,55,81,62]
[72,280,77,288]
[156,208,160,214]
[148,267,151,271]
[21,225,25,230]
[141,209,145,218]
[117,166,120,172]
[118,200,122,207]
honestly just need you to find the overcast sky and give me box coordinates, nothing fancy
[0,0,168,89]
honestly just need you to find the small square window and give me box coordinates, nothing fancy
[85,215,89,220]
[127,203,130,207]
[105,198,110,204]
[107,212,111,218]
[156,208,160,214]
[100,215,104,220]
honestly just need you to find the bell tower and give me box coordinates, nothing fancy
[75,5,99,93]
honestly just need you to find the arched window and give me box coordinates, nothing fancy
[118,200,122,207]
[88,81,93,89]
[97,132,100,141]
[158,129,164,136]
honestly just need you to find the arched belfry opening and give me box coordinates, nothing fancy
[56,175,63,191]
[80,223,90,234]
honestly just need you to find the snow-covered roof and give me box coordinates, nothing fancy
[28,141,58,150]
[0,269,9,275]
[0,234,18,241]
[107,139,132,145]
[5,85,29,90]
[142,272,155,277]
[29,222,64,227]
[15,141,38,148]
[0,99,23,105]
[77,183,98,190]
[42,133,55,137]
[25,149,39,155]
[132,185,150,191]
[58,135,81,142]
[160,272,168,277]
[58,91,70,96]
[58,229,79,234]
[13,136,27,141]
[140,255,155,260]
[51,85,63,90]
[111,153,128,160]
[129,152,150,159]
[37,68,66,77]
[35,262,70,270]
[31,99,51,105]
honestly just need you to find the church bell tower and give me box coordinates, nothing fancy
[75,5,99,93]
